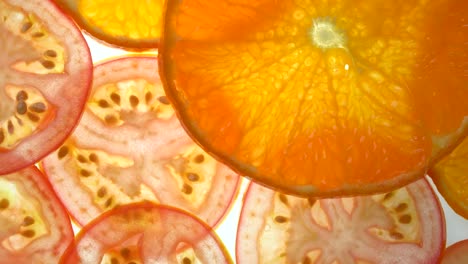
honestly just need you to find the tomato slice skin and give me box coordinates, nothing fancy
[441,239,468,264]
[41,56,239,228]
[0,0,92,175]
[60,202,233,264]
[236,178,445,264]
[0,166,74,263]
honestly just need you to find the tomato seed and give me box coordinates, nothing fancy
[44,49,57,57]
[395,203,408,212]
[21,22,33,33]
[390,231,404,240]
[145,92,153,103]
[278,194,289,206]
[302,256,312,264]
[274,215,288,223]
[182,184,193,195]
[186,172,199,182]
[32,32,45,38]
[127,262,137,264]
[182,257,192,264]
[383,192,394,200]
[27,113,40,122]
[308,197,316,207]
[105,115,119,125]
[105,197,113,208]
[398,214,412,224]
[110,93,121,105]
[17,101,27,115]
[80,169,92,177]
[77,154,88,163]
[16,91,28,101]
[97,187,107,198]
[0,129,4,144]
[193,154,205,163]
[89,153,99,163]
[158,96,170,105]
[129,95,139,107]
[98,99,110,108]
[0,198,9,209]
[57,146,69,159]
[110,257,119,264]
[21,230,35,238]
[40,60,55,69]
[7,121,14,134]
[30,102,47,113]
[22,216,35,226]
[120,248,130,258]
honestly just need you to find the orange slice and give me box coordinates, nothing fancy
[429,135,468,219]
[55,0,163,49]
[160,0,468,197]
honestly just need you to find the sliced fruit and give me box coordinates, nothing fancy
[429,135,468,219]
[441,239,468,264]
[54,0,163,50]
[236,178,445,263]
[0,166,74,263]
[160,0,468,196]
[60,202,233,263]
[42,56,239,227]
[0,0,92,175]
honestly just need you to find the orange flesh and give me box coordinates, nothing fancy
[162,0,467,196]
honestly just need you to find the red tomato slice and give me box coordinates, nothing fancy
[42,56,239,227]
[236,178,445,264]
[0,0,92,175]
[60,202,233,263]
[0,166,74,263]
[441,239,468,264]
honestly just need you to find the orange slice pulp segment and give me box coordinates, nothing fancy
[160,0,468,196]
[430,135,468,219]
[56,0,164,49]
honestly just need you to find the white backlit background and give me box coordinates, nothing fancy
[84,34,467,260]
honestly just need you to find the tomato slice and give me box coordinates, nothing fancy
[0,0,92,174]
[0,166,74,262]
[236,178,445,263]
[441,239,468,264]
[41,56,239,227]
[60,202,233,263]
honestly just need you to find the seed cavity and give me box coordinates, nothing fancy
[110,93,121,105]
[193,154,204,163]
[29,102,46,113]
[399,214,412,224]
[186,173,199,182]
[57,146,69,159]
[22,216,35,226]
[182,184,193,195]
[21,230,35,238]
[0,198,10,209]
[274,215,288,223]
[158,96,170,105]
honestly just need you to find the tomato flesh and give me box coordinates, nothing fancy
[0,166,74,262]
[0,0,92,174]
[236,178,445,263]
[42,56,239,227]
[60,202,233,263]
